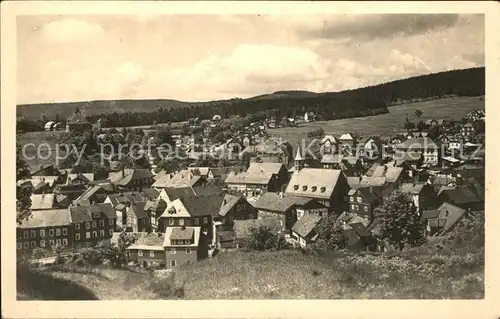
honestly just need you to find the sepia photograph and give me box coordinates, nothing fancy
[2,1,499,318]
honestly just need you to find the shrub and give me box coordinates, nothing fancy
[240,226,290,251]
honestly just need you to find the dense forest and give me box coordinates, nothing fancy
[17,67,485,132]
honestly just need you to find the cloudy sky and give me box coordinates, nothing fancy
[17,14,484,104]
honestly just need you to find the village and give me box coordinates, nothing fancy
[16,104,486,270]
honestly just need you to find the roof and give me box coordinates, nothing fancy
[187,167,211,176]
[359,176,386,187]
[321,154,343,164]
[163,227,201,247]
[371,165,403,183]
[365,163,382,177]
[233,218,282,239]
[252,192,317,213]
[18,209,71,229]
[30,194,55,210]
[162,185,223,202]
[320,135,339,145]
[152,170,202,188]
[144,199,167,213]
[399,182,426,195]
[439,185,482,205]
[395,137,438,150]
[129,201,148,219]
[225,171,274,185]
[246,162,285,175]
[126,232,165,250]
[351,187,379,203]
[69,203,116,223]
[67,173,95,184]
[164,193,227,218]
[291,213,322,238]
[18,176,60,188]
[421,209,440,220]
[349,222,372,237]
[218,194,243,217]
[285,168,343,199]
[436,202,467,235]
[109,169,153,186]
[76,185,107,201]
[339,133,354,141]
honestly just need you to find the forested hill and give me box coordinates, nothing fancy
[17,67,484,131]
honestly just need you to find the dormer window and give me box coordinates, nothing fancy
[312,186,317,192]
[93,212,100,218]
[294,185,299,191]
[302,186,308,191]
[320,187,326,193]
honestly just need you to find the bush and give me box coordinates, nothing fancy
[147,272,184,299]
[239,227,291,251]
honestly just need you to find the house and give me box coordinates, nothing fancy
[399,182,437,212]
[30,194,63,211]
[66,173,95,186]
[224,171,274,198]
[461,123,476,142]
[187,167,214,179]
[338,133,356,153]
[18,176,62,194]
[16,209,73,254]
[347,187,381,222]
[319,135,340,155]
[304,112,316,122]
[104,191,153,229]
[394,137,439,166]
[44,121,56,131]
[66,109,92,133]
[152,169,206,189]
[53,184,88,201]
[125,201,149,232]
[357,136,383,160]
[69,203,117,248]
[285,168,349,213]
[342,222,377,252]
[252,192,328,233]
[233,218,282,248]
[240,139,293,166]
[163,226,208,269]
[290,213,322,248]
[158,184,223,206]
[437,185,484,212]
[75,184,114,204]
[108,168,154,191]
[125,232,165,268]
[421,202,470,236]
[144,199,168,232]
[246,162,289,192]
[29,164,60,177]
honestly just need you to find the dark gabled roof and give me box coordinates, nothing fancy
[349,222,372,238]
[437,202,467,235]
[421,209,440,220]
[129,201,148,219]
[218,194,243,217]
[246,162,285,175]
[142,188,160,200]
[291,213,321,238]
[69,203,116,223]
[144,199,167,213]
[353,187,379,204]
[76,185,108,201]
[252,192,316,213]
[180,193,226,217]
[163,185,223,202]
[440,185,482,205]
[109,169,153,186]
[170,227,194,240]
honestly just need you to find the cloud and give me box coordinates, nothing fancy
[300,14,460,41]
[41,18,104,42]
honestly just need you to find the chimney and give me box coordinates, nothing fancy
[280,192,284,199]
[181,225,186,230]
[122,168,125,178]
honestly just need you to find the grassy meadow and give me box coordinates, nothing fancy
[271,96,484,142]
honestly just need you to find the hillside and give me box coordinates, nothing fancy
[17,67,484,131]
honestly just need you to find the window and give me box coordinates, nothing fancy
[92,221,97,228]
[30,241,36,248]
[109,219,114,226]
[171,248,176,254]
[92,231,97,238]
[357,197,362,203]
[76,223,80,230]
[179,218,184,226]
[86,232,91,239]
[364,206,368,212]
[23,231,28,238]
[194,218,199,225]
[49,240,55,247]
[86,222,90,229]
[76,233,81,240]
[55,239,61,246]
[40,229,45,237]
[169,218,174,225]
[62,239,68,246]
[100,230,105,237]
[138,250,143,257]
[302,185,308,191]
[100,220,105,227]
[40,240,45,248]
[24,242,29,249]
[312,186,317,192]
[293,185,299,190]
[109,229,113,236]
[56,229,61,236]
[320,187,326,193]
[350,196,354,202]
[49,229,54,236]
[203,217,208,224]
[351,204,355,210]
[30,230,36,238]
[62,228,67,235]
[149,251,155,257]
[171,260,176,268]
[93,212,100,218]
[17,242,22,250]
[186,248,191,254]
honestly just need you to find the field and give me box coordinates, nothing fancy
[18,239,484,300]
[271,96,484,142]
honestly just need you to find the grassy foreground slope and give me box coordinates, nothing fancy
[18,236,483,300]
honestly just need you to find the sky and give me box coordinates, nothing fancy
[17,14,484,105]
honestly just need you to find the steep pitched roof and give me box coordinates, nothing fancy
[246,162,285,175]
[218,194,243,217]
[126,232,165,251]
[129,201,148,219]
[69,203,117,223]
[252,192,316,213]
[285,168,343,199]
[30,194,56,210]
[436,202,467,235]
[109,169,153,186]
[152,170,202,188]
[225,171,274,185]
[349,222,372,237]
[178,193,226,217]
[291,213,321,238]
[439,185,482,205]
[67,173,94,184]
[371,165,403,183]
[17,209,71,229]
[163,185,223,202]
[163,227,201,247]
[339,133,354,141]
[399,182,426,195]
[321,154,343,164]
[353,187,379,203]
